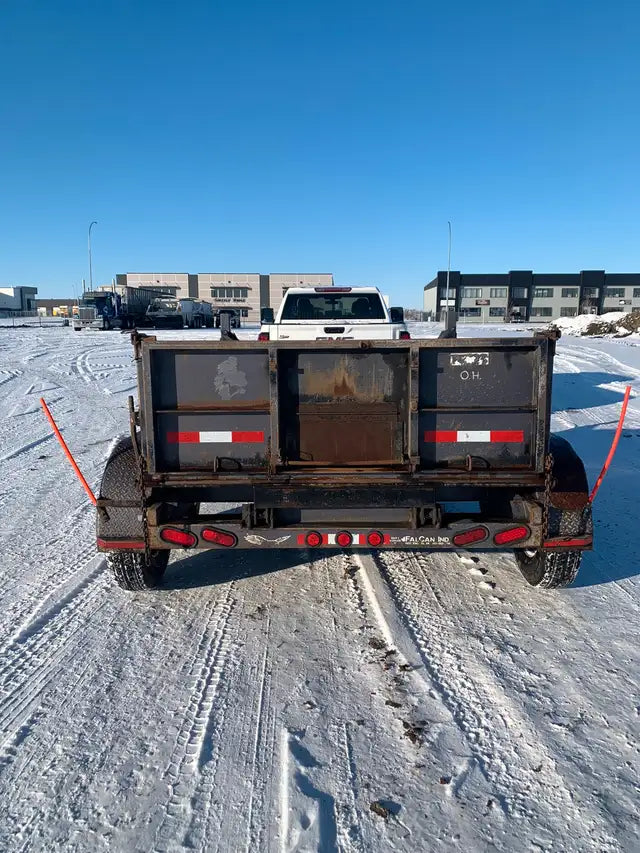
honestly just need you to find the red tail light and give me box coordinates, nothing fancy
[452,527,488,546]
[315,287,351,293]
[399,331,411,340]
[160,527,197,547]
[201,528,237,547]
[336,531,353,547]
[494,526,530,545]
[258,332,269,341]
[306,531,322,547]
[367,531,384,547]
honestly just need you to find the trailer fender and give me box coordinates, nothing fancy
[97,436,144,542]
[547,434,592,539]
[548,434,589,508]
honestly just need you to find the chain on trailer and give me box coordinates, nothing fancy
[542,452,554,539]
[128,393,152,563]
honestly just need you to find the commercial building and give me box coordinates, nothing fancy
[0,286,38,316]
[115,272,334,323]
[36,298,77,317]
[424,271,640,323]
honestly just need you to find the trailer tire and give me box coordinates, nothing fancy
[107,549,169,591]
[515,549,581,589]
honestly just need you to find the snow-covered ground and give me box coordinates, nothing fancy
[0,323,639,852]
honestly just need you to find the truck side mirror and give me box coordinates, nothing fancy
[390,306,404,323]
[261,307,274,324]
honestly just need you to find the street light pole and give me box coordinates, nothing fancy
[444,220,452,324]
[88,221,98,291]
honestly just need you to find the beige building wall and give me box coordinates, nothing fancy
[197,273,261,323]
[116,272,335,324]
[268,273,334,315]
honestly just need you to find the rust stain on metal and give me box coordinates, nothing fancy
[298,356,390,401]
[549,491,590,509]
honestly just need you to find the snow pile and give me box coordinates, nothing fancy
[552,310,640,338]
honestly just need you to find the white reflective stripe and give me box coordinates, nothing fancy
[327,533,336,545]
[198,431,233,442]
[457,430,491,442]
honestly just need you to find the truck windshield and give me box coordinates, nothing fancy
[280,293,386,321]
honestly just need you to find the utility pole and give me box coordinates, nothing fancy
[88,221,98,291]
[444,220,455,333]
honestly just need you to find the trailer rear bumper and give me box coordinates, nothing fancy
[97,523,592,553]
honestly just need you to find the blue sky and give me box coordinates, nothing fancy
[1,0,638,303]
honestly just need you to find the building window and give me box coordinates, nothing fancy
[605,288,625,298]
[459,307,481,317]
[583,287,599,297]
[560,308,577,317]
[561,288,579,298]
[241,308,249,317]
[489,307,505,316]
[534,288,554,298]
[211,287,249,299]
[530,307,553,317]
[511,287,528,298]
[490,288,507,298]
[634,289,640,298]
[461,287,482,298]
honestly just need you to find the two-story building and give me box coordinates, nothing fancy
[424,271,640,322]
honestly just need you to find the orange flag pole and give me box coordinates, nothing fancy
[40,398,97,506]
[588,385,632,504]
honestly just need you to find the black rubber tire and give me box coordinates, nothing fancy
[107,549,169,591]
[515,549,581,589]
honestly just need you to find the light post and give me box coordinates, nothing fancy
[88,221,98,291]
[444,220,452,325]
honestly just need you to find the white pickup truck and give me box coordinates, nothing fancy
[258,286,410,341]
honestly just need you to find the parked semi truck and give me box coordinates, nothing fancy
[73,286,168,331]
[146,297,214,329]
[97,328,593,592]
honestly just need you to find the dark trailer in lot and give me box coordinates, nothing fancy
[98,332,592,591]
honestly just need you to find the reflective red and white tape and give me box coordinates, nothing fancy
[167,431,265,444]
[424,430,524,443]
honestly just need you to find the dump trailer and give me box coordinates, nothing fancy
[73,287,168,330]
[97,331,593,591]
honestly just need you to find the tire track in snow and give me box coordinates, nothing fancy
[0,543,100,655]
[72,349,96,384]
[368,549,620,851]
[243,641,274,853]
[196,578,280,853]
[0,559,108,754]
[0,433,54,462]
[560,343,640,379]
[0,587,194,850]
[332,721,365,853]
[152,586,237,853]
